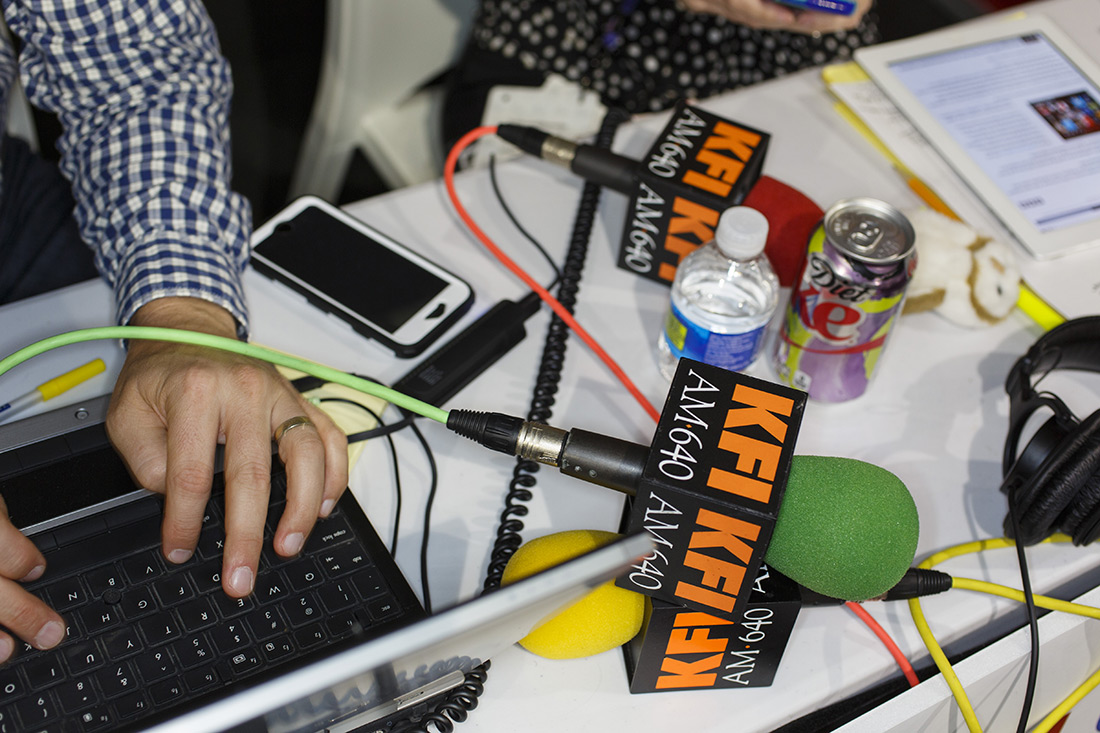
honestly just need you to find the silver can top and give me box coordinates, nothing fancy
[823,198,916,265]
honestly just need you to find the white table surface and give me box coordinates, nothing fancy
[2,1,1100,730]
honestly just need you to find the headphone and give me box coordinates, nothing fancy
[1002,315,1100,546]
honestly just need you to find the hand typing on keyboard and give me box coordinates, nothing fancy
[0,298,351,664]
[106,299,350,599]
[0,495,66,664]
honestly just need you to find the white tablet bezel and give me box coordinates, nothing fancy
[855,14,1100,260]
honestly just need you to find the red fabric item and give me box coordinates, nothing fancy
[742,175,824,287]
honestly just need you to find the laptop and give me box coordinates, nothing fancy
[0,395,652,732]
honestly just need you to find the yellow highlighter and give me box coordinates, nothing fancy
[0,358,106,423]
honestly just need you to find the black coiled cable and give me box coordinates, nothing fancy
[390,662,491,733]
[483,105,632,593]
[396,106,631,733]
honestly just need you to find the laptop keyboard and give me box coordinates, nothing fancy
[0,470,419,733]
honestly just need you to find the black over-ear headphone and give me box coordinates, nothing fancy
[1002,315,1100,546]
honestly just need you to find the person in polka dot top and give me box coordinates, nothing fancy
[443,0,877,151]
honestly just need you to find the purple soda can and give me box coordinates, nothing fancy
[772,198,916,402]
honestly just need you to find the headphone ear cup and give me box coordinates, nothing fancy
[1061,467,1100,545]
[1005,410,1100,545]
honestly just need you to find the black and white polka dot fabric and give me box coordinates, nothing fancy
[470,0,879,112]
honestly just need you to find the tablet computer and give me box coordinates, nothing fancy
[855,14,1100,260]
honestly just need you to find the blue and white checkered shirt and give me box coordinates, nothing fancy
[0,0,252,334]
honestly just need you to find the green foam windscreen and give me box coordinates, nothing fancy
[764,455,920,601]
[501,529,646,659]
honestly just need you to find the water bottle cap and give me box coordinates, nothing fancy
[715,206,769,259]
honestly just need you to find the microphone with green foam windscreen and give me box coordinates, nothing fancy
[496,455,920,660]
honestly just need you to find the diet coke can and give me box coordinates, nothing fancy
[772,198,916,402]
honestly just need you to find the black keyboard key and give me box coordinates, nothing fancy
[253,570,290,603]
[0,670,25,704]
[285,557,323,591]
[152,576,193,607]
[210,620,250,655]
[283,593,322,628]
[102,627,144,660]
[132,648,177,683]
[189,560,223,595]
[0,707,17,733]
[119,586,157,620]
[75,706,114,732]
[260,636,294,663]
[23,654,65,689]
[182,666,218,693]
[293,623,326,649]
[303,514,353,553]
[317,579,357,613]
[137,614,181,646]
[195,529,225,561]
[121,550,162,585]
[112,690,149,719]
[350,568,387,600]
[177,597,218,632]
[63,641,105,674]
[93,662,137,699]
[367,596,402,623]
[318,545,366,578]
[14,690,59,725]
[43,576,88,612]
[243,607,286,642]
[55,677,98,715]
[211,593,252,618]
[324,611,358,639]
[172,634,216,669]
[76,601,122,634]
[148,679,185,707]
[226,649,262,678]
[84,565,126,598]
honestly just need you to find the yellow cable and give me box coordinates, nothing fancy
[952,577,1100,620]
[907,535,1074,732]
[907,595,983,731]
[1034,666,1100,733]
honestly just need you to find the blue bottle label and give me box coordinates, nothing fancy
[663,303,765,372]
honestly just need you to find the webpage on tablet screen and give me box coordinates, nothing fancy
[888,32,1100,232]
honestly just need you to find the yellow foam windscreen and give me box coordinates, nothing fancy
[502,529,645,659]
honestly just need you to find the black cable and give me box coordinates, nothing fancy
[488,154,563,290]
[317,397,404,556]
[1007,489,1040,733]
[345,109,631,733]
[346,414,418,443]
[411,418,439,614]
[482,106,631,593]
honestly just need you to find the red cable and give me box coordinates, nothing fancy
[443,126,661,423]
[845,600,920,687]
[444,125,918,686]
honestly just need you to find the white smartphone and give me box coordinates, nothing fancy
[251,196,474,358]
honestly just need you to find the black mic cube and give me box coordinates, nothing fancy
[615,358,806,624]
[622,562,803,693]
[616,101,770,285]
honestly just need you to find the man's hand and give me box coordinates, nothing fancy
[107,297,349,599]
[678,0,873,34]
[0,496,66,663]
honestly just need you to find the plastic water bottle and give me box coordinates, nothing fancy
[656,206,779,380]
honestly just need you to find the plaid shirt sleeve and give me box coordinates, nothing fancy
[4,0,253,335]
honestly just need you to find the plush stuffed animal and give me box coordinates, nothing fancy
[902,208,1020,327]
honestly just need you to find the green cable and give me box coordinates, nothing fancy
[0,326,450,424]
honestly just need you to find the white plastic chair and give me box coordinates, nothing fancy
[289,0,477,200]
